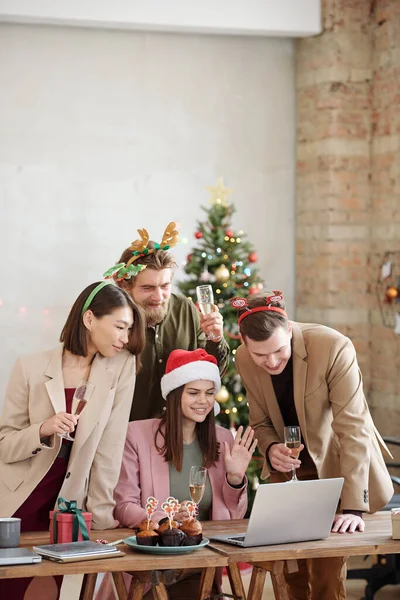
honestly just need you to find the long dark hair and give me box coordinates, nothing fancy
[60,282,145,369]
[154,385,219,471]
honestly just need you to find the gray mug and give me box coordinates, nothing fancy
[0,517,21,548]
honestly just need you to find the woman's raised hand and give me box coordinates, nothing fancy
[224,426,258,486]
[39,411,79,439]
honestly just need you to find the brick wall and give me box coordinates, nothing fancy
[296,0,400,461]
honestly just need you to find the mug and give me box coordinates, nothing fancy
[0,517,21,548]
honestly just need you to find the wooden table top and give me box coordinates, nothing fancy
[203,512,400,563]
[0,527,227,579]
[1,512,398,580]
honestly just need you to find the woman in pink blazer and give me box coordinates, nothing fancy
[97,348,257,600]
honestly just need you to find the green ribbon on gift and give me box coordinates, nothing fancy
[53,497,90,543]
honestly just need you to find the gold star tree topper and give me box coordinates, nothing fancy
[206,177,233,207]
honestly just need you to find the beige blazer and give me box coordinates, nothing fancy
[0,344,136,529]
[236,322,394,513]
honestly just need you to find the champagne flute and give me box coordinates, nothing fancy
[58,381,94,442]
[196,285,215,340]
[189,466,207,511]
[284,426,301,483]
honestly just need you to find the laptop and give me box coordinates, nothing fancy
[211,477,344,547]
[0,548,42,565]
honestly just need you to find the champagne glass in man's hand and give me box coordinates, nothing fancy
[196,285,216,340]
[284,426,302,482]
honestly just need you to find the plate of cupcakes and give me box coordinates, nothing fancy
[124,497,209,554]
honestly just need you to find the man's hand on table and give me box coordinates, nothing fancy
[331,513,365,533]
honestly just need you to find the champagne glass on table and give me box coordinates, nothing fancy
[58,381,94,442]
[196,285,215,340]
[189,466,207,511]
[284,426,301,482]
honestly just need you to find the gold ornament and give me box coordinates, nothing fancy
[386,286,399,300]
[215,264,230,282]
[215,385,230,404]
[207,177,233,207]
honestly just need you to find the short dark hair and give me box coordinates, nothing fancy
[60,282,145,366]
[154,385,219,471]
[239,292,289,341]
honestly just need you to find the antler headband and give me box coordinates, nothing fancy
[103,221,179,281]
[231,291,288,324]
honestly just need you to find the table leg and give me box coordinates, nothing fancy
[227,563,247,600]
[112,572,129,600]
[248,561,289,600]
[128,574,146,600]
[247,566,267,600]
[152,583,169,600]
[79,573,97,600]
[270,562,289,600]
[197,566,216,600]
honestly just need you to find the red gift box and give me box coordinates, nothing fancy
[49,510,92,544]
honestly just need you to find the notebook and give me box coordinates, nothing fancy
[211,477,344,547]
[32,541,124,563]
[0,548,42,566]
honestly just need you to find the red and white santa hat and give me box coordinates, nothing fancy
[161,348,221,416]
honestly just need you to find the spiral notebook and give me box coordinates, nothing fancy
[32,541,124,563]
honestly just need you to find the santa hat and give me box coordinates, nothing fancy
[161,349,221,416]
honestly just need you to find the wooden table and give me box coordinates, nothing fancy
[0,528,228,600]
[203,512,400,600]
[2,513,399,600]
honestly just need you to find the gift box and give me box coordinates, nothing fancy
[50,497,91,544]
[391,508,400,539]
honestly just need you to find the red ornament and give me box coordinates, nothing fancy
[249,286,259,295]
[231,263,237,271]
[195,231,203,239]
[186,254,193,263]
[248,252,258,263]
[225,229,234,238]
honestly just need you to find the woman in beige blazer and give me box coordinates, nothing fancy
[0,280,145,600]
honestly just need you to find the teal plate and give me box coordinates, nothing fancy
[124,536,210,554]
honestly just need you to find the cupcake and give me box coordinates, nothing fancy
[158,517,181,534]
[158,527,186,547]
[136,528,159,546]
[180,518,203,546]
[136,519,159,532]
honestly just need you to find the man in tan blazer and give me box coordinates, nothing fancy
[234,291,393,600]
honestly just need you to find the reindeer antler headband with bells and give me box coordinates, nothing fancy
[103,222,180,281]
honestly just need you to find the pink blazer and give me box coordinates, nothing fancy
[96,419,247,600]
[114,418,248,526]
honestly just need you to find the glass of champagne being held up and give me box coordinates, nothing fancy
[284,426,301,482]
[196,285,215,340]
[189,466,207,509]
[58,381,94,442]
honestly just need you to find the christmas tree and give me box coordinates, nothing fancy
[177,178,268,502]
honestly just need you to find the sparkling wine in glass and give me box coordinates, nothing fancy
[284,426,301,482]
[189,466,207,509]
[196,285,215,339]
[58,381,94,442]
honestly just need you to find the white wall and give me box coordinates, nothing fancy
[0,24,295,405]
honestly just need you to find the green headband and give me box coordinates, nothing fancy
[81,281,113,316]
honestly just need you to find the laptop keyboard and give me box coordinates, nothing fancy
[229,536,245,542]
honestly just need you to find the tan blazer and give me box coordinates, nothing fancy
[236,322,394,513]
[0,344,136,529]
